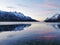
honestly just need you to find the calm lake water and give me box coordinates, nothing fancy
[0,22,60,45]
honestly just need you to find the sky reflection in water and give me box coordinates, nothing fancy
[0,22,60,45]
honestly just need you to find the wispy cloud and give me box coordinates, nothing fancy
[35,0,60,8]
[16,4,30,8]
[7,6,15,9]
[45,0,60,8]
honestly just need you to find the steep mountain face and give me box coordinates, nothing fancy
[44,14,60,22]
[0,10,38,21]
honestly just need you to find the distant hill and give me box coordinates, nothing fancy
[0,10,38,22]
[44,14,60,22]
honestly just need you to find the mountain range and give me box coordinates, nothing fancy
[0,10,38,22]
[44,14,60,22]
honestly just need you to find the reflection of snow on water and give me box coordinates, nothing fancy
[0,22,60,45]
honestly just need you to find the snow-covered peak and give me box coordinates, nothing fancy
[44,14,60,22]
[51,14,60,19]
[0,10,37,21]
[12,12,25,17]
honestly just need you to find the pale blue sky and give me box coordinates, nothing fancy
[0,0,60,21]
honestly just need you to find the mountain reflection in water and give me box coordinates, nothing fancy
[52,24,60,30]
[0,24,31,31]
[0,22,60,45]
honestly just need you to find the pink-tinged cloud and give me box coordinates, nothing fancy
[35,0,60,8]
[47,3,60,8]
[35,3,60,8]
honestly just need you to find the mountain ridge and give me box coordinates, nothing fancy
[0,10,38,22]
[44,14,60,22]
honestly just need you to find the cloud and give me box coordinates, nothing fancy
[45,0,60,8]
[6,4,29,9]
[35,0,60,8]
[16,4,30,8]
[7,6,15,9]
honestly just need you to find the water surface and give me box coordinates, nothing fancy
[0,22,60,45]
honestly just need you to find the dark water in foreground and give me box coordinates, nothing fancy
[0,22,60,45]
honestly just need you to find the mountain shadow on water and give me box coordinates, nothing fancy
[0,24,31,32]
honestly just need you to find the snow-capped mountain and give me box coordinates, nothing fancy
[44,14,60,22]
[51,14,60,20]
[0,10,38,21]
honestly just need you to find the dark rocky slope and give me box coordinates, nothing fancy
[0,10,38,22]
[44,14,60,22]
